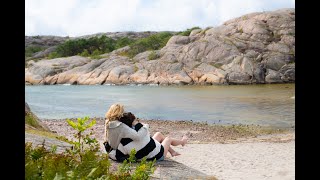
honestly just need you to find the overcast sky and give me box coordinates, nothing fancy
[25,0,295,37]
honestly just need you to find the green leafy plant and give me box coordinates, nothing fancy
[66,116,96,153]
[117,149,156,179]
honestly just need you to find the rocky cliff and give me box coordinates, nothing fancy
[25,8,295,85]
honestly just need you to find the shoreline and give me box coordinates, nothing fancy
[40,118,295,144]
[25,82,295,86]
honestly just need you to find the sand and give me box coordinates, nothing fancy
[167,141,294,180]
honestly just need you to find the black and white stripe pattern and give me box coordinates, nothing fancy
[109,123,164,162]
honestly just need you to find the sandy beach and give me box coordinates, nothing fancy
[40,118,295,180]
[168,141,294,180]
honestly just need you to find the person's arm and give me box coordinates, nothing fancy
[108,149,117,160]
[121,123,150,141]
[132,119,149,129]
[108,148,129,162]
[103,141,113,153]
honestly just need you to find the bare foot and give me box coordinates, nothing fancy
[170,151,181,157]
[181,135,188,146]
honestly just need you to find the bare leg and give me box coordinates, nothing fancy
[169,148,181,157]
[153,132,188,146]
[161,136,188,157]
[153,132,180,157]
[152,132,165,143]
[166,135,188,146]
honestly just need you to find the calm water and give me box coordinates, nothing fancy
[25,84,295,128]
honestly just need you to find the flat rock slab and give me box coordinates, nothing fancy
[25,133,72,153]
[151,159,217,179]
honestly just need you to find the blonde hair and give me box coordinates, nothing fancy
[105,104,124,122]
[104,103,124,142]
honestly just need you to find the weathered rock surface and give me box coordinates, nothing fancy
[25,8,295,85]
[25,133,72,154]
[25,102,50,131]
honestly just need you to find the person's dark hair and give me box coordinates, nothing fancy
[119,112,136,127]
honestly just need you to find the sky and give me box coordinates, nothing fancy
[25,0,295,37]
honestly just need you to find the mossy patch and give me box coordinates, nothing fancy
[25,113,41,128]
[148,51,160,60]
[26,129,58,139]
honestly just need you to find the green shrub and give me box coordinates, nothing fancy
[25,113,40,128]
[79,49,90,57]
[178,27,201,36]
[115,37,135,49]
[53,35,116,57]
[117,51,130,57]
[48,52,60,59]
[148,51,159,60]
[25,46,45,57]
[50,36,138,59]
[89,49,104,59]
[134,65,139,72]
[25,116,156,179]
[127,32,173,58]
[209,62,223,69]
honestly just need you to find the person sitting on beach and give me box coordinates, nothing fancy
[103,104,149,154]
[108,111,188,162]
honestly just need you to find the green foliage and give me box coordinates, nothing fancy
[117,51,130,57]
[178,26,201,36]
[209,62,223,69]
[51,35,137,59]
[25,46,45,57]
[117,149,155,180]
[79,49,90,57]
[25,113,40,128]
[89,49,104,59]
[115,37,135,49]
[66,116,96,153]
[131,157,156,180]
[55,35,113,57]
[134,65,139,72]
[148,51,159,60]
[127,32,174,58]
[26,116,156,179]
[48,52,60,59]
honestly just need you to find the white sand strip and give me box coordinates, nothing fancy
[169,141,295,180]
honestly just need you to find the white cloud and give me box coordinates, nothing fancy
[25,0,295,36]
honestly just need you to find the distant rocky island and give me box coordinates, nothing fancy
[25,8,294,85]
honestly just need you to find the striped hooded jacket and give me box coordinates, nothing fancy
[108,123,164,162]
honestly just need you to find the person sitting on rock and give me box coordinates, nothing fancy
[107,111,188,162]
[103,104,149,154]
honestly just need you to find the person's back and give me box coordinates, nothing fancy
[104,104,149,150]
[109,113,164,162]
